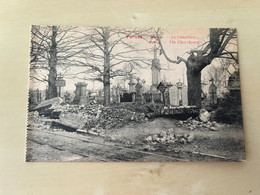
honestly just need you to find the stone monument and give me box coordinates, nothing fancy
[150,45,161,92]
[73,82,88,104]
[169,85,178,106]
[55,73,66,98]
[135,78,143,104]
[128,75,136,93]
[209,78,217,105]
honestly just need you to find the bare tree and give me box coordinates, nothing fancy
[30,25,83,99]
[158,28,238,107]
[71,27,152,106]
[203,59,239,97]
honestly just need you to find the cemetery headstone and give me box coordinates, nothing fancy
[209,78,217,105]
[182,85,188,106]
[128,76,136,93]
[169,85,178,106]
[55,74,66,97]
[157,82,167,105]
[73,82,88,104]
[135,79,143,104]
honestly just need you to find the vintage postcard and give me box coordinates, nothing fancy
[26,26,245,162]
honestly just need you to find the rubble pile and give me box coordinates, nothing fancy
[154,105,200,117]
[51,101,147,130]
[27,111,50,130]
[144,130,195,145]
[98,107,147,129]
[175,117,220,131]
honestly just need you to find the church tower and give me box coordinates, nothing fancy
[150,45,161,91]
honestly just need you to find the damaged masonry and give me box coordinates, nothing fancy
[26,26,245,162]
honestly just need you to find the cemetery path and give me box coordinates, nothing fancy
[26,117,245,162]
[26,128,184,162]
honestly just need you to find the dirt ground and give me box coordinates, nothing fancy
[26,115,246,162]
[107,117,245,161]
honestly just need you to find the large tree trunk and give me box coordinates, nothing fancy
[187,67,202,107]
[47,26,58,99]
[103,74,110,106]
[103,28,110,106]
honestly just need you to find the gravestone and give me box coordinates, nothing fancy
[164,90,170,105]
[152,93,162,103]
[128,76,136,93]
[227,71,240,92]
[55,74,66,97]
[29,89,42,105]
[182,85,188,106]
[176,81,183,106]
[157,82,167,105]
[64,91,71,103]
[169,85,178,106]
[209,78,217,105]
[227,71,241,103]
[135,80,143,104]
[164,83,173,105]
[144,93,152,103]
[116,86,121,103]
[95,90,104,104]
[73,82,88,104]
[132,93,136,103]
[111,86,117,103]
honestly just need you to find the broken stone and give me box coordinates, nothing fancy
[189,126,194,131]
[88,130,99,136]
[199,110,211,122]
[110,137,116,141]
[187,117,193,122]
[160,137,167,143]
[174,149,180,153]
[180,138,187,144]
[158,131,166,138]
[192,120,199,126]
[34,97,63,110]
[144,145,151,151]
[212,121,217,127]
[155,137,161,142]
[152,135,157,141]
[167,134,175,140]
[209,127,218,131]
[187,133,195,143]
[168,139,176,144]
[145,136,153,142]
[183,133,189,138]
[76,129,88,133]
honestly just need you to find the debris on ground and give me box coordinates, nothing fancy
[199,109,211,122]
[46,101,147,131]
[27,111,52,130]
[143,129,195,146]
[35,97,63,109]
[175,116,223,131]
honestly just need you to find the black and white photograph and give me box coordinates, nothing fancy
[26,26,245,162]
